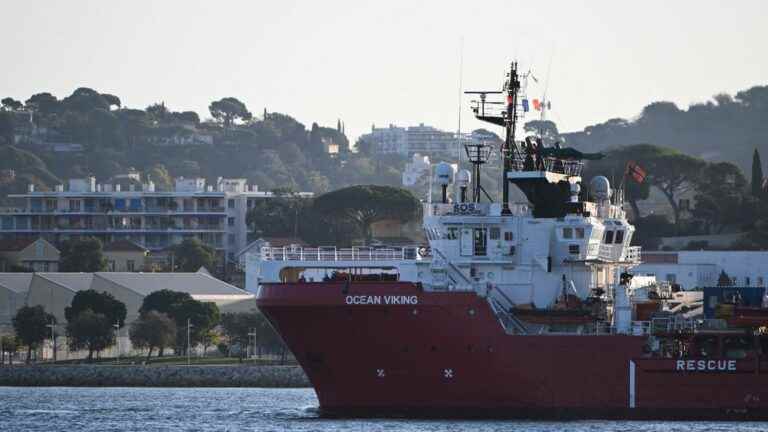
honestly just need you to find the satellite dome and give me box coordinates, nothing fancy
[456,169,471,187]
[435,162,455,186]
[590,176,611,201]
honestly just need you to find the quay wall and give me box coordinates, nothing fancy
[0,365,310,388]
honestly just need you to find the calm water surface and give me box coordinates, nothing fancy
[1,387,768,432]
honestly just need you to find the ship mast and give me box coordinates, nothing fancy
[466,61,522,214]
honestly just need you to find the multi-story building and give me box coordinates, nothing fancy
[0,176,312,271]
[361,124,495,157]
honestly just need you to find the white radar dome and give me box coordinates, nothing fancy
[590,176,611,201]
[456,169,471,187]
[435,162,455,186]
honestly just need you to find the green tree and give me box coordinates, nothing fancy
[62,88,110,113]
[1,334,20,365]
[59,237,107,272]
[25,92,60,116]
[64,289,127,328]
[752,148,764,197]
[171,238,215,272]
[220,311,283,360]
[1,97,23,111]
[173,299,220,352]
[139,289,192,316]
[246,193,307,239]
[0,112,14,145]
[139,289,192,356]
[146,102,170,123]
[138,289,220,353]
[146,163,173,191]
[312,185,421,243]
[129,311,176,363]
[12,305,55,363]
[209,97,252,127]
[691,162,748,234]
[66,309,113,361]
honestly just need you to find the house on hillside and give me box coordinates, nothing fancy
[0,237,59,272]
[103,240,148,272]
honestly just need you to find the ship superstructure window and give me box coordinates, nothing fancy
[473,228,487,256]
[447,227,458,240]
[569,244,580,255]
[563,227,573,239]
[504,231,514,241]
[575,227,585,239]
[489,227,500,240]
[604,230,614,244]
[614,230,624,244]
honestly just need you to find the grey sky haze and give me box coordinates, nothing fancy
[2,0,766,141]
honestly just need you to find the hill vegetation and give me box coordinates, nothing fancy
[0,89,404,201]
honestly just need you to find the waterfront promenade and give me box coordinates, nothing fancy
[0,364,309,387]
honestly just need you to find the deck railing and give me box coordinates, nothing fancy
[260,246,422,262]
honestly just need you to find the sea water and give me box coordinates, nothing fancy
[1,387,767,432]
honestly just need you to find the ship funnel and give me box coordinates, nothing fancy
[435,162,455,204]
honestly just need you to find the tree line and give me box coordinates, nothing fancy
[246,184,422,246]
[3,289,284,364]
[582,143,768,250]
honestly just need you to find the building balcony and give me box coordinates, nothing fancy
[6,207,229,215]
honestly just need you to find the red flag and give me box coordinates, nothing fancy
[532,99,541,111]
[626,161,647,183]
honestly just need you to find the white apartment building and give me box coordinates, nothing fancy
[0,176,312,271]
[636,251,768,290]
[361,123,491,157]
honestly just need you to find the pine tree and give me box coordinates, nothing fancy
[752,148,764,197]
[337,119,341,133]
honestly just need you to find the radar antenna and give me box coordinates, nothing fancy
[465,61,523,214]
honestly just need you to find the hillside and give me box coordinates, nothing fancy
[560,85,768,172]
[0,89,404,196]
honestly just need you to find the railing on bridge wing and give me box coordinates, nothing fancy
[260,246,422,262]
[593,244,642,263]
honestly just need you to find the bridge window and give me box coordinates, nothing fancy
[604,230,614,244]
[504,231,514,241]
[563,227,573,239]
[568,244,580,255]
[575,227,585,239]
[489,227,500,240]
[614,230,625,244]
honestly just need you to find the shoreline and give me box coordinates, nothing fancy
[0,364,311,388]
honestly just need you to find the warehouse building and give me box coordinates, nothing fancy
[0,273,33,327]
[20,271,254,325]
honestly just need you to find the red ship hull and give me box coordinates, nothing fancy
[257,281,768,419]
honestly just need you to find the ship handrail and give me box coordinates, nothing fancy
[432,247,472,286]
[260,246,421,262]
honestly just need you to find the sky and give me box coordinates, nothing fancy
[2,0,766,142]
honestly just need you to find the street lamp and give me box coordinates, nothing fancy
[247,327,257,361]
[113,322,121,365]
[186,318,194,366]
[46,321,56,362]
